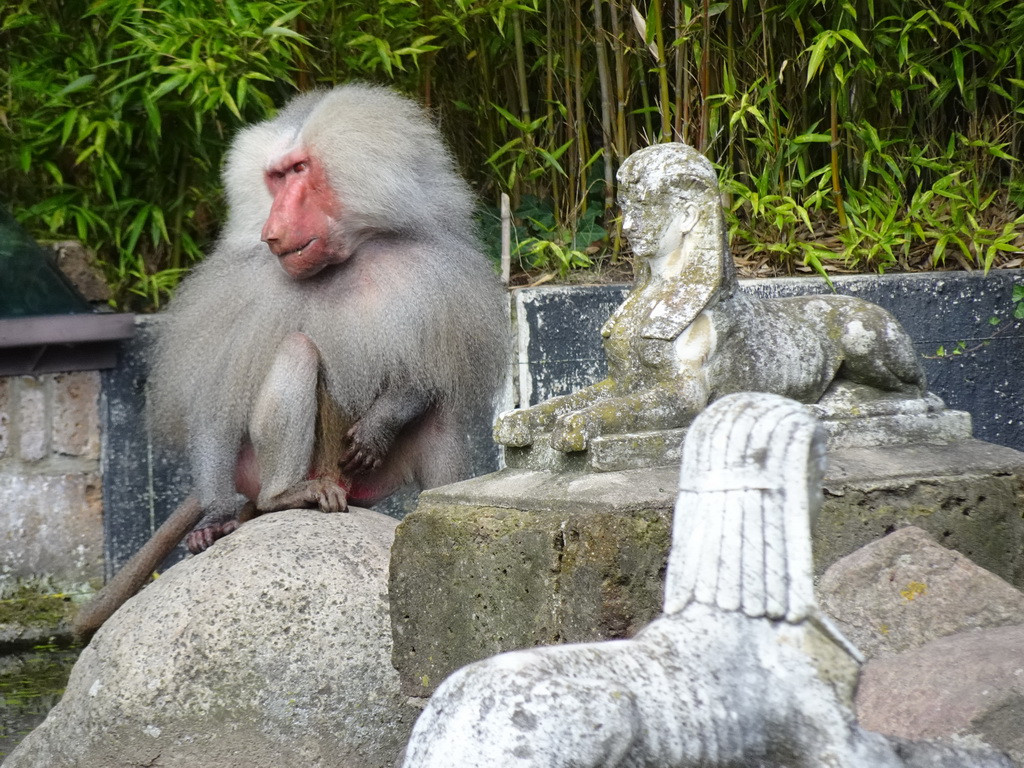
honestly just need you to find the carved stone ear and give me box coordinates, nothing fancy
[676,201,700,236]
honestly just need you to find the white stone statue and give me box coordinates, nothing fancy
[494,143,928,455]
[402,393,1010,768]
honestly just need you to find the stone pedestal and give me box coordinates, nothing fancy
[389,438,1024,697]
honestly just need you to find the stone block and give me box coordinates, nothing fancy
[51,371,100,459]
[390,468,674,697]
[504,397,973,473]
[0,474,103,584]
[0,376,9,458]
[818,526,1024,658]
[390,439,1024,696]
[17,377,47,462]
[817,440,1024,586]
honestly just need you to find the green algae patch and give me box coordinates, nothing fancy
[0,587,76,637]
[0,644,80,759]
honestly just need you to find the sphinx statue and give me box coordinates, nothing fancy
[494,143,930,455]
[402,393,1011,768]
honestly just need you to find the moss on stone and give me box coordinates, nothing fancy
[0,588,74,629]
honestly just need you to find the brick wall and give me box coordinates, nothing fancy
[0,372,104,587]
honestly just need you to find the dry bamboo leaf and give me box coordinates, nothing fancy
[629,5,660,61]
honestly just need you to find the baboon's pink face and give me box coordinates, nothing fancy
[261,147,345,279]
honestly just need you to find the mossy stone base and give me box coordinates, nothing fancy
[389,438,1024,697]
[816,439,1024,586]
[389,467,674,698]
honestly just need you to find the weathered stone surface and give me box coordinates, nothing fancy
[391,439,1024,696]
[818,526,1024,658]
[0,377,10,458]
[0,474,103,584]
[391,477,671,698]
[401,394,1011,768]
[504,384,973,473]
[810,384,972,450]
[819,440,1024,586]
[51,241,112,303]
[857,625,1024,766]
[4,508,417,768]
[0,373,106,591]
[51,371,100,459]
[495,142,933,460]
[16,377,46,462]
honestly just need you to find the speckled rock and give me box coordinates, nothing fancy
[857,625,1024,766]
[2,508,416,768]
[818,526,1024,658]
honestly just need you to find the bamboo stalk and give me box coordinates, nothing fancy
[673,0,684,140]
[501,192,512,285]
[573,0,587,221]
[546,0,561,217]
[726,0,735,169]
[608,0,628,160]
[564,5,578,211]
[681,6,691,144]
[652,2,672,142]
[638,62,655,144]
[608,0,628,257]
[593,0,615,214]
[830,83,848,228]
[698,0,711,150]
[512,10,532,125]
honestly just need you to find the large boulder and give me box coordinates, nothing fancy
[818,526,1024,764]
[857,625,1024,766]
[3,508,417,768]
[818,526,1024,658]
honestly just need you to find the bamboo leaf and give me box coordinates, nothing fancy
[263,26,307,41]
[805,32,836,84]
[794,132,832,143]
[151,74,186,101]
[58,74,96,97]
[837,29,869,54]
[142,97,162,137]
[535,148,567,176]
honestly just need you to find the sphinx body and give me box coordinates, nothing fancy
[494,143,924,453]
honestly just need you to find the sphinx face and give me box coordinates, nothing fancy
[617,143,718,261]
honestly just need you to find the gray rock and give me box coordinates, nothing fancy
[818,526,1024,658]
[3,508,416,768]
[858,625,1024,766]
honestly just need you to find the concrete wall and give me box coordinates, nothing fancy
[0,372,104,587]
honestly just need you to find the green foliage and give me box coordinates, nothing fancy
[1,0,306,307]
[512,195,605,277]
[1,0,1022,309]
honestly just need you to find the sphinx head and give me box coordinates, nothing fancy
[617,143,721,262]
